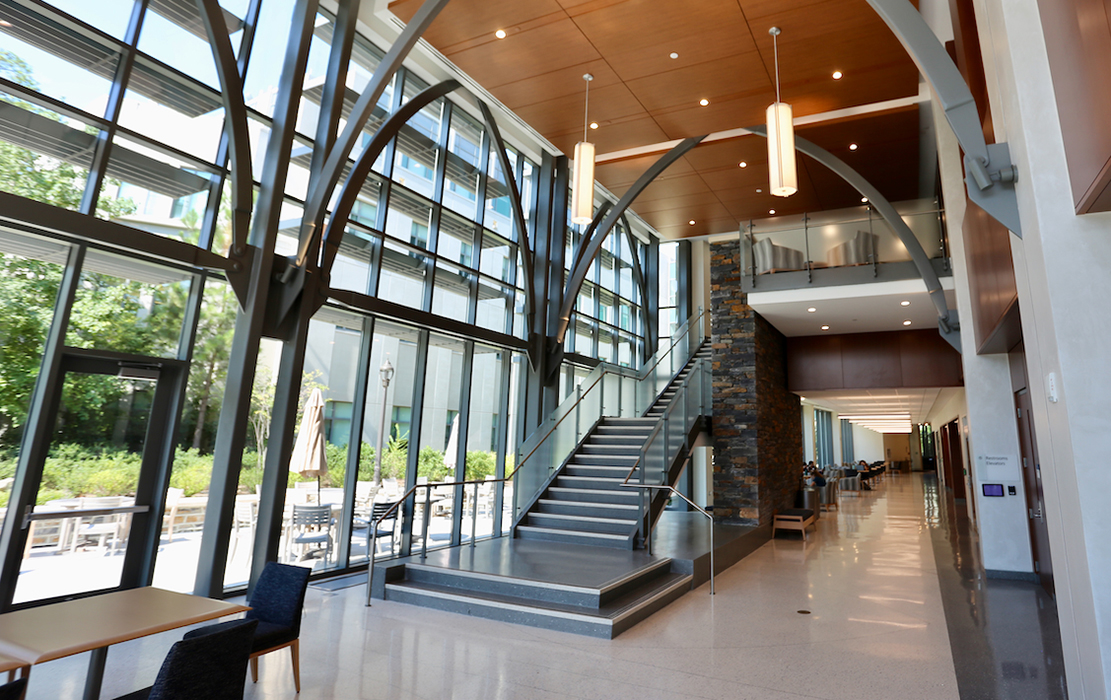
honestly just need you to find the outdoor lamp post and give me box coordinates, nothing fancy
[373,356,395,487]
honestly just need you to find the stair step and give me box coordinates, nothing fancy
[546,488,641,505]
[527,512,637,534]
[587,435,648,445]
[556,476,631,490]
[516,525,631,548]
[578,444,641,454]
[536,499,640,518]
[564,464,639,478]
[383,570,692,638]
[569,454,638,466]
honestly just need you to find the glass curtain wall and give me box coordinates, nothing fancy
[0,0,663,606]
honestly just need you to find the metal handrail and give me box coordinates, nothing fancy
[620,484,715,595]
[515,370,606,472]
[365,466,522,605]
[637,307,705,381]
[22,505,149,528]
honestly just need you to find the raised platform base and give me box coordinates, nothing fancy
[366,511,764,638]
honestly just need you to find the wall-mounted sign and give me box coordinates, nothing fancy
[976,454,1019,481]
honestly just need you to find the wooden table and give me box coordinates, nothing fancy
[0,587,249,700]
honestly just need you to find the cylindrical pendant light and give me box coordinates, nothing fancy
[571,74,595,225]
[766,27,798,197]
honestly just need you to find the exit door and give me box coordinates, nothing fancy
[1015,388,1053,596]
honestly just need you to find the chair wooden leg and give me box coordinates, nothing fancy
[290,639,300,693]
[250,656,259,683]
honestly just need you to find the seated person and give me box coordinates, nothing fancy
[858,460,873,489]
[809,470,827,488]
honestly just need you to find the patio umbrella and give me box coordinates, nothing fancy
[291,387,327,501]
[444,413,460,473]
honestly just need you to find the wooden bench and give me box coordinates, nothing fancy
[772,508,817,540]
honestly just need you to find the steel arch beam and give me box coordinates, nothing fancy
[748,125,961,352]
[478,101,535,321]
[556,135,707,343]
[569,201,613,280]
[299,0,451,269]
[195,0,254,290]
[319,80,461,278]
[865,0,1021,236]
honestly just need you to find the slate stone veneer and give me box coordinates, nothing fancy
[710,242,802,526]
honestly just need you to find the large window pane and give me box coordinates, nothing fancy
[41,0,136,40]
[443,109,482,220]
[476,278,511,334]
[483,145,514,236]
[152,275,237,591]
[355,321,420,563]
[117,84,225,165]
[137,7,222,89]
[385,187,432,250]
[0,94,100,212]
[418,334,465,548]
[377,238,429,309]
[464,345,504,539]
[431,261,472,320]
[437,210,475,268]
[67,251,193,359]
[479,232,514,284]
[0,12,119,115]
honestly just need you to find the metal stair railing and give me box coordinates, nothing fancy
[511,308,709,523]
[621,355,712,554]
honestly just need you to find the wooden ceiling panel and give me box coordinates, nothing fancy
[625,190,726,215]
[681,138,769,172]
[443,19,603,88]
[624,52,771,114]
[546,117,672,159]
[598,23,761,83]
[634,173,713,202]
[491,59,622,110]
[566,0,746,51]
[511,82,648,138]
[388,0,563,49]
[595,155,696,188]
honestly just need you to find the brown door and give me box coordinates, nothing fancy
[1015,388,1054,596]
[943,419,966,500]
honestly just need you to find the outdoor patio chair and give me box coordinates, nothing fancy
[230,499,256,561]
[117,618,257,700]
[162,488,184,543]
[71,496,128,553]
[354,501,399,556]
[289,504,332,563]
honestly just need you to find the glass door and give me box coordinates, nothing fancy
[14,352,184,604]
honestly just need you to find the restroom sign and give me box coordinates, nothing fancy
[976,454,1019,481]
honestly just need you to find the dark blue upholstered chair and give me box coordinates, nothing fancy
[114,618,257,700]
[245,562,311,692]
[0,678,26,700]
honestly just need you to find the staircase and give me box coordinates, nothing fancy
[514,343,713,549]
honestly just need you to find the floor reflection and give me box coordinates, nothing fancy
[924,473,1068,699]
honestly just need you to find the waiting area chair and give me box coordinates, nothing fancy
[115,619,258,700]
[243,562,311,693]
[0,678,26,700]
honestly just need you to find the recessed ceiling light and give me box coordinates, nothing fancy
[689,220,696,225]
[807,307,817,313]
[903,320,912,326]
[756,188,763,193]
[821,325,830,331]
[670,52,679,59]
[832,70,844,80]
[589,122,599,129]
[900,300,911,307]
[769,209,776,215]
[739,161,747,168]
[849,143,859,151]
[0,20,11,27]
[699,98,710,106]
[494,29,507,39]
[861,197,869,203]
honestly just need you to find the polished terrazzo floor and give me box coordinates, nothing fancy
[19,473,1062,699]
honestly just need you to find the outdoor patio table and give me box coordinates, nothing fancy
[0,587,248,700]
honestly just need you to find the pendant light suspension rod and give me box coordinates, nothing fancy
[771,26,781,103]
[583,73,591,141]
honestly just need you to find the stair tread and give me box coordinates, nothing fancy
[386,571,692,621]
[530,512,637,525]
[537,499,639,510]
[515,525,627,540]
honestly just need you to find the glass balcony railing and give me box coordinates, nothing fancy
[740,199,948,285]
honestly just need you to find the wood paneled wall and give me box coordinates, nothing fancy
[963,199,1022,353]
[1036,0,1111,212]
[786,330,963,392]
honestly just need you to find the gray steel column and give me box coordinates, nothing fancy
[336,316,375,567]
[645,237,660,361]
[193,0,320,598]
[398,330,430,556]
[676,240,692,324]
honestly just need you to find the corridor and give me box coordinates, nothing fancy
[20,473,1065,699]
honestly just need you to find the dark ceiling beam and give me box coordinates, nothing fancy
[556,135,707,344]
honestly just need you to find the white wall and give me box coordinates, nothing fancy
[801,402,815,463]
[852,425,886,464]
[963,0,1111,694]
[933,95,1034,578]
[691,240,712,331]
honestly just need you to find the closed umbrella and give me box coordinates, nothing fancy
[291,387,327,501]
[444,413,460,473]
